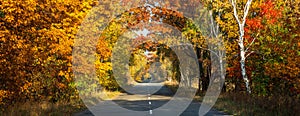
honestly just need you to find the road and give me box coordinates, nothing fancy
[74,83,228,116]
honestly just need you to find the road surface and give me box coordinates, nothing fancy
[74,83,228,116]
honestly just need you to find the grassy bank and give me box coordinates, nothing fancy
[164,82,299,115]
[212,92,300,116]
[1,99,86,116]
[0,90,120,116]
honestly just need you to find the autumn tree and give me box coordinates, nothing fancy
[228,0,253,94]
[0,0,97,105]
[202,0,299,97]
[244,0,300,96]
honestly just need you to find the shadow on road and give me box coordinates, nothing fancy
[74,83,228,116]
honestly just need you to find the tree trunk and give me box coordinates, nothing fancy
[239,43,251,93]
[230,0,253,94]
[196,48,204,92]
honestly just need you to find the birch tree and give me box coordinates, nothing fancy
[229,0,253,94]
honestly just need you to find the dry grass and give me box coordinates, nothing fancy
[165,82,300,116]
[212,92,300,116]
[0,91,120,116]
[0,99,86,116]
[164,81,179,93]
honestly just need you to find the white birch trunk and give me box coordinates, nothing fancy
[230,0,253,94]
[209,10,226,91]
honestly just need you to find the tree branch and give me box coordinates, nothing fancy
[242,0,253,26]
[245,51,255,59]
[230,0,242,27]
[245,37,256,53]
[197,46,220,58]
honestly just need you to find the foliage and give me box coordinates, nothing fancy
[0,0,97,107]
[245,0,300,96]
[0,0,299,114]
[203,0,299,97]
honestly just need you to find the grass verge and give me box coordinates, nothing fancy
[0,90,120,116]
[165,82,300,115]
[212,92,300,116]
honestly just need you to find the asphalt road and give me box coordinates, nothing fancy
[74,83,228,116]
